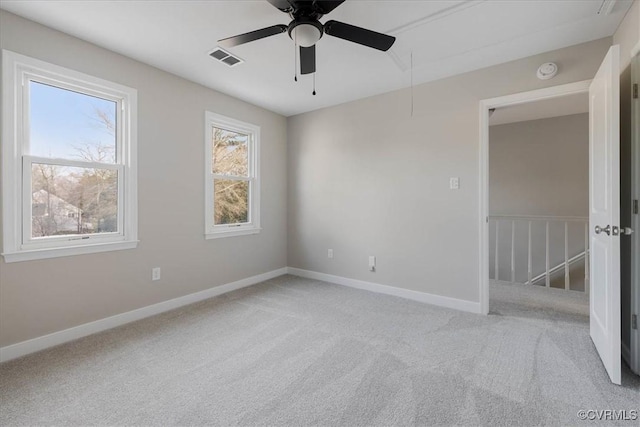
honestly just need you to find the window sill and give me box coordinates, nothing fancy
[205,227,261,240]
[2,240,139,263]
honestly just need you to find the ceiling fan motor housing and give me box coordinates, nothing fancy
[288,18,323,47]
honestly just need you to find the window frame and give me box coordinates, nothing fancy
[1,50,138,262]
[204,111,260,239]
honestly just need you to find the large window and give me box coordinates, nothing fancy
[205,111,260,238]
[2,50,138,262]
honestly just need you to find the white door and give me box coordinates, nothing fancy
[589,45,621,385]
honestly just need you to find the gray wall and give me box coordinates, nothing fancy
[613,0,639,359]
[488,114,588,284]
[287,38,612,303]
[0,10,288,347]
[489,114,589,217]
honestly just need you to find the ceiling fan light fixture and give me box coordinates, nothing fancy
[290,23,322,47]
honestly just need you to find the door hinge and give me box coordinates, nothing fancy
[634,199,639,215]
[634,83,639,99]
[633,314,638,330]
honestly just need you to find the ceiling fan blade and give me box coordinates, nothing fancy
[300,45,316,75]
[313,0,345,14]
[218,24,288,48]
[323,20,396,51]
[266,0,294,12]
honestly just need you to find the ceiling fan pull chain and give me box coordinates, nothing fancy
[294,31,298,82]
[410,51,414,117]
[313,73,316,96]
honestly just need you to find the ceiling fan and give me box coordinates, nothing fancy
[218,0,396,76]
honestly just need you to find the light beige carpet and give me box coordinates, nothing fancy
[0,275,638,426]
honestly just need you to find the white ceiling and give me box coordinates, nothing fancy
[0,0,632,117]
[489,92,589,126]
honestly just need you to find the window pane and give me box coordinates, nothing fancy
[31,163,118,237]
[212,127,248,176]
[214,179,248,225]
[29,81,117,162]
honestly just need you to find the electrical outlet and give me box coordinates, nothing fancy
[368,255,376,272]
[449,177,460,190]
[328,249,333,259]
[152,267,161,281]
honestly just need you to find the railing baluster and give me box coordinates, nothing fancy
[511,220,515,283]
[564,221,570,290]
[488,215,588,290]
[527,221,532,285]
[584,222,589,294]
[495,221,499,281]
[545,221,550,287]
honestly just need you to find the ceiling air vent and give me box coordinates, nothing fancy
[209,47,244,67]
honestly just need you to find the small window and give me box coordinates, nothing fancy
[1,50,138,262]
[205,112,260,238]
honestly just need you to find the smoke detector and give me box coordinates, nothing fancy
[537,62,558,80]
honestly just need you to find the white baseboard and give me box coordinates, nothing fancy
[1,266,480,362]
[287,267,482,314]
[0,267,288,363]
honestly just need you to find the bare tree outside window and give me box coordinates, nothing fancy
[31,163,61,236]
[29,82,119,238]
[212,127,249,225]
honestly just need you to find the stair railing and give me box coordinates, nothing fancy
[489,215,589,293]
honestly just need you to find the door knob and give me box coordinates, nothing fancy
[621,227,635,236]
[595,225,611,235]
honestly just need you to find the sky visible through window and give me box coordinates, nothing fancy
[29,81,116,160]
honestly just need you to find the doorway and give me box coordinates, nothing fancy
[481,89,600,391]
[479,45,624,385]
[487,93,590,320]
[488,94,590,292]
[478,80,592,315]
